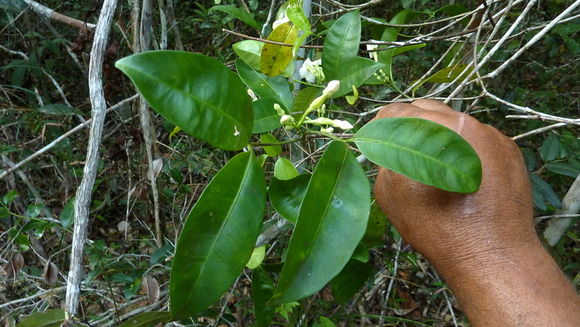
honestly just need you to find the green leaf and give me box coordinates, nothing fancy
[313,316,337,327]
[361,202,388,249]
[353,118,482,193]
[287,1,311,32]
[260,22,299,77]
[546,162,579,178]
[269,174,310,224]
[412,64,474,93]
[331,57,384,98]
[375,10,426,81]
[233,40,264,71]
[38,104,79,116]
[209,5,260,30]
[260,133,282,156]
[236,59,294,111]
[292,87,322,112]
[530,174,561,209]
[252,98,282,134]
[116,51,252,151]
[246,245,266,269]
[252,268,276,327]
[118,312,171,327]
[323,11,361,76]
[170,152,267,320]
[16,309,65,327]
[274,157,299,180]
[60,196,75,228]
[270,141,370,304]
[331,260,374,304]
[540,134,561,162]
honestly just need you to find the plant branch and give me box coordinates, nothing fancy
[64,0,118,317]
[23,0,96,30]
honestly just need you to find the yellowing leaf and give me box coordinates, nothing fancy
[260,22,299,77]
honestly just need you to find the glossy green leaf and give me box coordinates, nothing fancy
[170,152,267,320]
[116,51,252,151]
[541,134,561,162]
[16,309,64,327]
[236,59,294,110]
[252,98,282,134]
[233,40,264,71]
[330,260,375,304]
[260,133,282,157]
[209,5,260,30]
[331,57,384,98]
[252,268,276,327]
[323,11,361,76]
[260,22,299,77]
[270,141,370,304]
[274,157,299,180]
[269,174,310,223]
[353,118,482,193]
[118,312,171,327]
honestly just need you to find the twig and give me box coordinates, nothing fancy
[0,286,65,310]
[486,92,580,126]
[0,95,137,181]
[65,0,118,317]
[222,28,322,48]
[261,0,277,36]
[511,122,569,140]
[23,0,96,30]
[445,0,537,102]
[485,0,580,79]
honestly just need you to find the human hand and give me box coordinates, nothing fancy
[373,99,535,272]
[372,99,580,326]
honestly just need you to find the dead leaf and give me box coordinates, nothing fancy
[43,260,59,286]
[6,253,24,279]
[142,274,160,304]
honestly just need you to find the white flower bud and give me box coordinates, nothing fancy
[274,103,285,117]
[333,119,353,130]
[321,127,334,133]
[280,114,295,126]
[247,89,258,101]
[322,80,340,97]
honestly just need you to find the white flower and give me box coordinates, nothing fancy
[273,103,285,116]
[333,119,353,130]
[299,58,323,83]
[366,43,379,62]
[321,127,334,133]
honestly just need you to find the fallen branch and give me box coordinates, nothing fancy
[23,0,96,30]
[65,0,118,317]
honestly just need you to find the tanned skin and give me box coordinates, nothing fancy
[373,100,580,326]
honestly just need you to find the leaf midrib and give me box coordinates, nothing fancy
[183,155,253,309]
[127,65,249,136]
[280,144,349,298]
[353,136,472,180]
